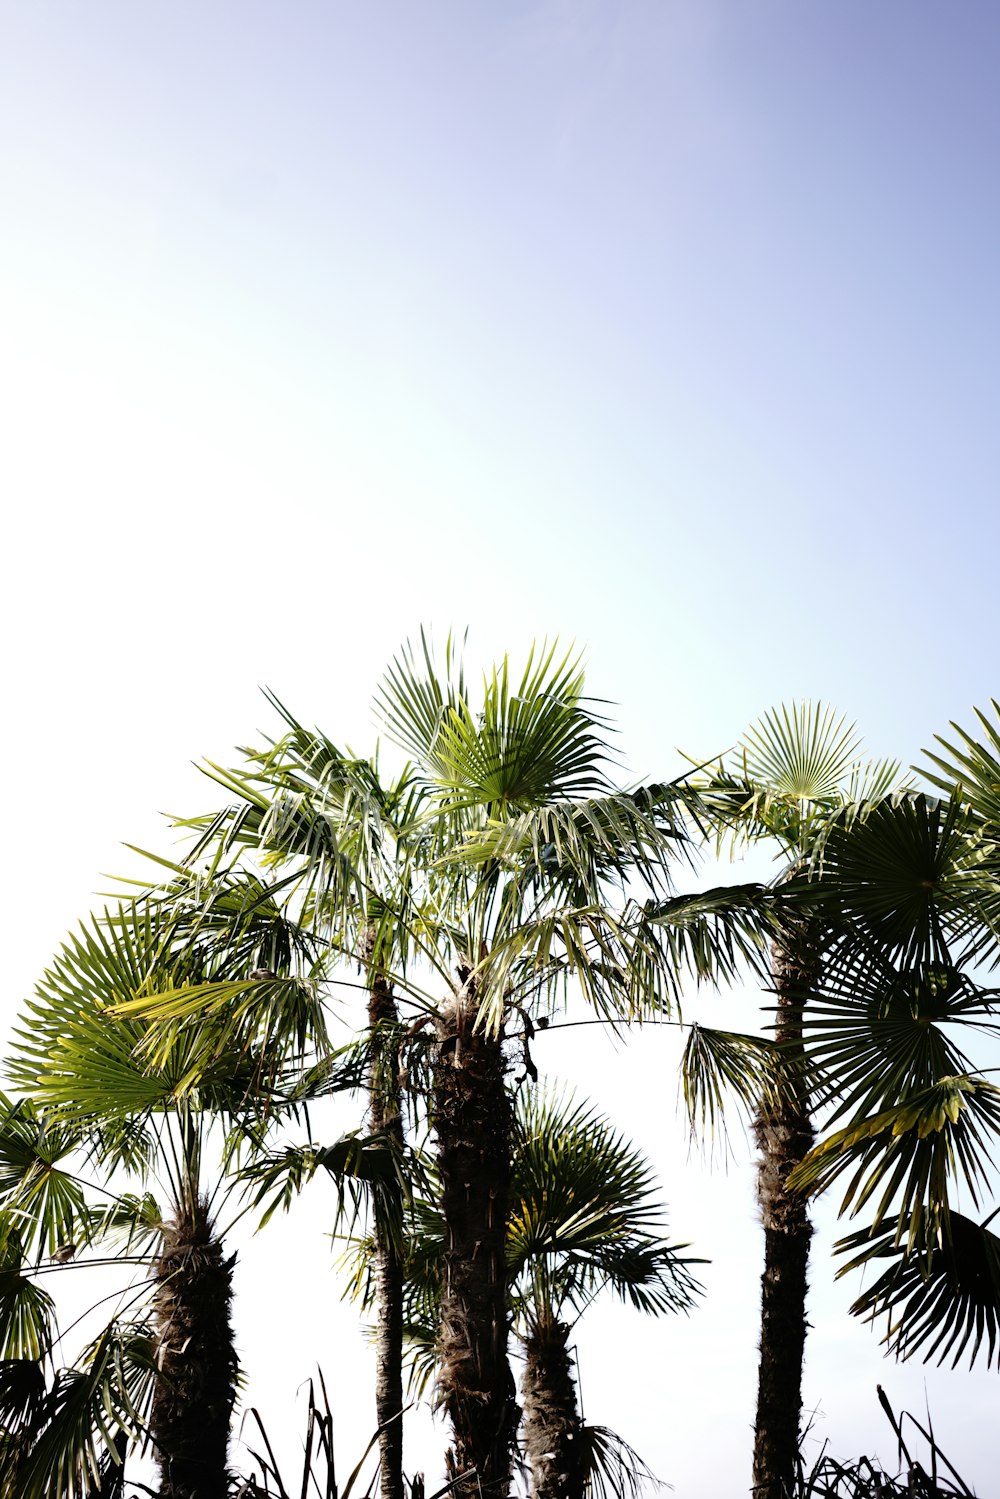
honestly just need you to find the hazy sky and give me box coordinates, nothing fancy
[4,3,1000,1493]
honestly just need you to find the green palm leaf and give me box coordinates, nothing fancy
[643,883,771,988]
[836,1210,1000,1369]
[743,702,865,802]
[923,699,1000,825]
[441,786,688,896]
[376,633,613,810]
[694,701,905,858]
[680,1024,783,1149]
[0,1098,90,1262]
[12,893,332,1121]
[240,1132,406,1239]
[6,1322,155,1499]
[374,628,468,774]
[795,794,996,968]
[790,1077,1000,1249]
[0,1229,56,1360]
[510,1090,703,1319]
[796,948,1000,1126]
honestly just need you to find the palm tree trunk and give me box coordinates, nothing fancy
[521,1318,585,1499]
[751,924,817,1499]
[367,955,406,1499]
[433,981,516,1499]
[151,1195,237,1499]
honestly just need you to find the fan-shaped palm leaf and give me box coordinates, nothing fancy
[790,1077,1000,1250]
[643,883,772,988]
[376,633,613,811]
[576,1423,663,1499]
[835,1210,1000,1370]
[792,795,997,969]
[680,1024,787,1151]
[796,946,1000,1123]
[743,702,865,804]
[240,1131,407,1239]
[695,702,904,860]
[509,1090,703,1320]
[0,1097,91,1263]
[0,1239,56,1361]
[4,1322,155,1499]
[923,699,1000,826]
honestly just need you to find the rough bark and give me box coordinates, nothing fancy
[751,924,818,1499]
[433,984,516,1499]
[367,955,406,1499]
[522,1320,585,1499]
[151,1197,236,1499]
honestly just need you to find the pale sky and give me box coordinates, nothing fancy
[3,2,1000,1493]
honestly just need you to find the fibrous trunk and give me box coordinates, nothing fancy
[368,962,406,1499]
[151,1196,236,1499]
[751,925,818,1499]
[522,1319,584,1499]
[433,988,515,1499]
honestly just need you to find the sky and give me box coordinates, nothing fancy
[3,1,1000,1492]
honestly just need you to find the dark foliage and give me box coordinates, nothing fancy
[792,1389,975,1499]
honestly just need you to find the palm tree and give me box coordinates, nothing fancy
[0,1093,159,1499]
[149,633,753,1499]
[3,874,354,1499]
[367,635,738,1499]
[114,633,771,1496]
[779,707,1000,1374]
[162,698,430,1499]
[349,1087,703,1499]
[685,704,906,1499]
[508,1089,703,1499]
[685,704,1000,1496]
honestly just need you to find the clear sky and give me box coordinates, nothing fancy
[3,2,1000,1492]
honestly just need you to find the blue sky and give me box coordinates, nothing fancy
[6,1,1000,782]
[4,2,1000,1491]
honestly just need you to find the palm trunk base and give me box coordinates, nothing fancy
[368,970,406,1499]
[152,1198,236,1499]
[752,928,817,1499]
[522,1321,585,1499]
[752,1212,812,1499]
[434,996,516,1499]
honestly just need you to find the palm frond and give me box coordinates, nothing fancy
[743,703,865,803]
[240,1132,406,1243]
[0,1098,91,1262]
[680,1024,782,1151]
[789,1077,1000,1250]
[11,894,333,1125]
[374,628,468,773]
[440,785,689,898]
[643,883,771,987]
[376,632,615,810]
[88,1192,163,1259]
[793,794,998,969]
[113,974,329,1086]
[922,699,1000,826]
[509,1090,703,1320]
[477,898,694,1031]
[797,946,1000,1126]
[835,1210,1000,1370]
[577,1423,662,1499]
[690,703,906,861]
[5,1322,155,1499]
[0,1229,56,1360]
